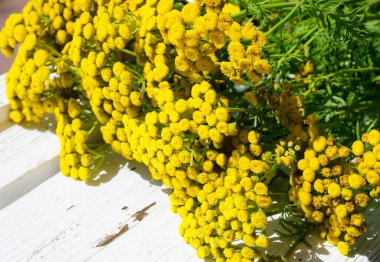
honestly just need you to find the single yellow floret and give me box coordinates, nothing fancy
[348,174,364,189]
[313,136,327,152]
[352,140,365,156]
[337,241,350,256]
[368,129,380,146]
[335,204,347,218]
[328,183,341,198]
[302,168,315,182]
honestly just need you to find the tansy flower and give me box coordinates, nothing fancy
[157,0,173,15]
[366,170,380,185]
[337,241,350,256]
[328,183,341,198]
[313,179,325,193]
[335,204,347,218]
[368,129,380,145]
[348,174,364,189]
[181,3,200,24]
[297,159,309,171]
[254,182,268,195]
[175,99,188,114]
[253,59,272,75]
[350,213,364,227]
[364,152,377,167]
[248,131,260,144]
[241,23,256,40]
[215,107,229,122]
[302,167,316,182]
[309,157,320,171]
[170,135,183,150]
[250,211,267,229]
[355,193,369,207]
[33,49,49,67]
[203,11,218,31]
[228,22,242,42]
[352,140,365,156]
[298,191,312,205]
[338,146,350,158]
[318,154,329,166]
[313,136,327,152]
[255,234,268,248]
[196,246,210,258]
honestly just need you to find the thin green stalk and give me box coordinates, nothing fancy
[231,10,247,19]
[261,2,297,9]
[316,67,380,80]
[87,121,100,136]
[357,0,380,12]
[120,48,136,57]
[38,41,62,58]
[265,3,300,37]
[294,67,380,82]
[270,53,303,58]
[228,107,249,113]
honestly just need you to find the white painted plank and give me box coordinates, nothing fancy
[0,153,199,262]
[0,74,61,209]
[0,117,60,209]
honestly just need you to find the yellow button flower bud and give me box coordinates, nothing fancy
[328,183,341,198]
[352,140,365,156]
[251,210,267,229]
[348,174,364,189]
[337,241,350,256]
[255,234,268,248]
[368,129,380,146]
[313,136,327,152]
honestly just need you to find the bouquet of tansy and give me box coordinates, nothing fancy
[1,0,380,260]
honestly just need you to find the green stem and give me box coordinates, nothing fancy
[228,107,249,113]
[231,10,246,19]
[37,40,62,58]
[261,2,297,9]
[294,67,380,82]
[357,0,380,12]
[128,67,143,79]
[317,67,380,80]
[120,48,136,57]
[265,3,300,37]
[270,53,303,58]
[87,121,100,136]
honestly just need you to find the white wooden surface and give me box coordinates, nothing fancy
[0,74,379,262]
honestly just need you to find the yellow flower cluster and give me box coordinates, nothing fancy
[1,0,89,123]
[56,97,106,180]
[291,129,380,255]
[6,44,54,123]
[3,0,377,260]
[1,1,276,260]
[131,0,271,89]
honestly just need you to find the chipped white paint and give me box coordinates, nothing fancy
[0,74,379,261]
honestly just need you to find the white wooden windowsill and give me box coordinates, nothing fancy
[0,73,378,262]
